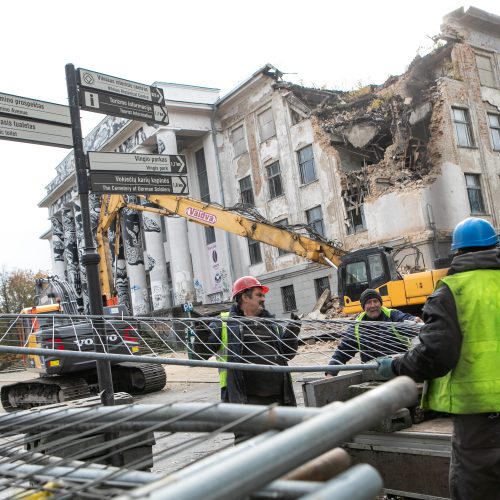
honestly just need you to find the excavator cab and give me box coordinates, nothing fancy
[338,247,400,314]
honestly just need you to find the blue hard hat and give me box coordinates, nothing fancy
[451,217,499,250]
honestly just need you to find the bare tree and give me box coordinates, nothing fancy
[0,268,44,313]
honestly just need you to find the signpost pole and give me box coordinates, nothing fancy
[65,63,115,406]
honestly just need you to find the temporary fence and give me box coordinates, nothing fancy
[0,377,417,499]
[0,313,422,374]
[0,312,422,498]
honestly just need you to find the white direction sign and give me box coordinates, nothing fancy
[0,116,73,148]
[80,90,168,125]
[78,68,164,104]
[88,152,186,173]
[89,172,188,195]
[0,92,71,125]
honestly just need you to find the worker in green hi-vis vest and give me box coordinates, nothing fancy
[376,217,500,500]
[195,276,299,444]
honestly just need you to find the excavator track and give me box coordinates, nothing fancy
[111,363,167,395]
[0,377,90,412]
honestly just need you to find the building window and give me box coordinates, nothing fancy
[475,54,496,87]
[346,202,366,235]
[465,174,486,214]
[314,276,330,299]
[196,148,216,244]
[488,114,500,151]
[306,206,325,237]
[239,176,255,205]
[452,107,475,147]
[298,145,317,184]
[248,239,262,265]
[276,218,290,256]
[267,161,283,199]
[231,125,247,157]
[258,108,276,141]
[281,285,297,312]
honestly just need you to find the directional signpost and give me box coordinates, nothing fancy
[0,92,72,148]
[78,69,165,103]
[88,152,189,195]
[79,89,169,125]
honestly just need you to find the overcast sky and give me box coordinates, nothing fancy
[1,0,499,272]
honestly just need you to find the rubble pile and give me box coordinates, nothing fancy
[299,289,349,322]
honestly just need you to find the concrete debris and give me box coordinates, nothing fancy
[303,289,348,322]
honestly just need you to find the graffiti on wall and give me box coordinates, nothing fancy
[50,217,65,263]
[62,209,83,311]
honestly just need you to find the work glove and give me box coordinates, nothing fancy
[191,322,214,361]
[286,312,301,336]
[325,363,342,378]
[376,357,396,380]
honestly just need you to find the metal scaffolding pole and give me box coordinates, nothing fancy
[300,464,383,500]
[117,377,417,500]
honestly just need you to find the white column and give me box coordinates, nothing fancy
[72,201,90,314]
[157,128,195,304]
[50,215,67,280]
[62,209,84,312]
[122,200,150,315]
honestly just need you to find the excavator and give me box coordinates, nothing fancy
[1,277,166,411]
[97,194,449,316]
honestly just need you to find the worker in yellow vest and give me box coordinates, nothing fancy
[207,276,298,407]
[376,217,500,499]
[326,288,422,376]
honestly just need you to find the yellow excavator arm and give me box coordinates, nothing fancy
[96,194,346,304]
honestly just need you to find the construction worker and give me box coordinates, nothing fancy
[326,288,422,376]
[202,276,298,409]
[376,217,500,499]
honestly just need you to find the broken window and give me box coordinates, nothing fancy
[267,161,283,199]
[298,145,317,184]
[341,172,367,235]
[239,176,255,205]
[286,93,311,125]
[275,218,291,256]
[452,107,475,148]
[248,239,262,265]
[465,174,486,214]
[488,114,500,151]
[281,284,297,312]
[306,205,325,237]
[314,276,330,299]
[258,108,276,142]
[231,125,247,157]
[475,54,496,87]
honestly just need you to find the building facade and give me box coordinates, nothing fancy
[40,7,500,317]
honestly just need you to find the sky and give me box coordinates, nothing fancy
[1,0,499,273]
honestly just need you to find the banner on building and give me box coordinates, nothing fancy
[207,243,223,294]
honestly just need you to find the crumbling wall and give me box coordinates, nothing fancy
[305,44,455,208]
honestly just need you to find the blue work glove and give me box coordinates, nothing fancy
[376,357,396,380]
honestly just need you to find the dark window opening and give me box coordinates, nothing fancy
[281,285,297,312]
[315,276,330,299]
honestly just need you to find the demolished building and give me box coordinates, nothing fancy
[40,6,500,316]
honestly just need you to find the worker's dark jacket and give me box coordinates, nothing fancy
[329,308,417,366]
[206,304,298,406]
[392,248,500,500]
[392,248,500,381]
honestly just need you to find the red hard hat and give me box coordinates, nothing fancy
[232,276,269,299]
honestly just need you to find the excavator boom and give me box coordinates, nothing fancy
[97,194,346,303]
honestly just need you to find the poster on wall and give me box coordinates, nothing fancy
[207,243,223,294]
